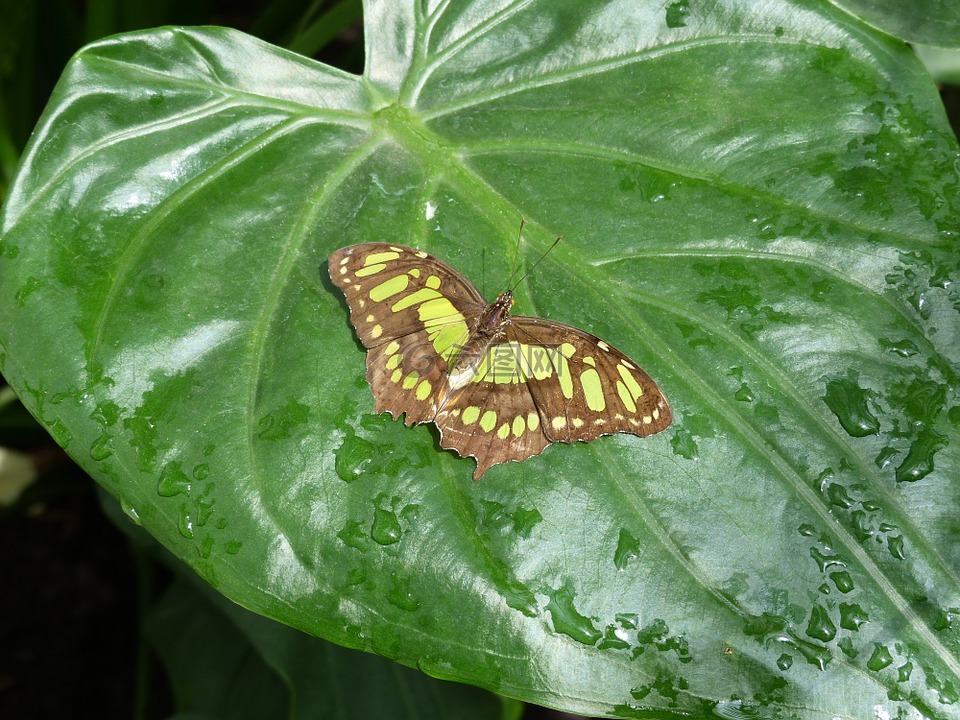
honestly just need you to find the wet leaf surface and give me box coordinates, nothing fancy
[1,1,959,717]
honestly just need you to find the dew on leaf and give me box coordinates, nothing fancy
[198,535,214,558]
[878,337,920,357]
[743,612,786,640]
[500,579,538,618]
[927,667,960,703]
[798,523,817,537]
[829,570,854,593]
[850,509,874,542]
[670,426,698,459]
[157,461,191,497]
[630,672,690,704]
[371,495,403,545]
[895,429,945,482]
[933,607,959,631]
[805,604,836,642]
[839,602,869,631]
[614,528,640,570]
[825,482,854,508]
[224,540,242,555]
[545,583,601,645]
[89,434,114,461]
[950,406,960,426]
[91,401,121,427]
[866,643,893,671]
[511,506,542,538]
[874,446,898,468]
[810,547,845,572]
[822,372,880,437]
[887,534,905,560]
[193,463,210,481]
[664,1,690,29]
[713,699,779,719]
[120,496,141,525]
[735,383,754,402]
[616,612,639,629]
[900,375,946,424]
[838,636,857,658]
[334,429,376,482]
[177,505,194,539]
[387,572,420,612]
[776,653,793,671]
[790,635,832,670]
[337,520,369,551]
[597,625,631,650]
[897,661,913,683]
[256,397,311,440]
[634,618,691,662]
[47,418,72,448]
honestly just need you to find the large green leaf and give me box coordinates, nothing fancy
[2,1,959,717]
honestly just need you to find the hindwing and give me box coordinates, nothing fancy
[435,376,550,480]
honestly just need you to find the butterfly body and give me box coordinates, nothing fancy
[330,242,671,479]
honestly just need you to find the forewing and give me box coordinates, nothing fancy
[507,317,672,442]
[329,243,487,425]
[329,243,486,350]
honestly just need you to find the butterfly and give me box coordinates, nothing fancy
[329,240,671,479]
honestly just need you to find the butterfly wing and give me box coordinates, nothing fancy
[508,316,672,442]
[434,317,671,479]
[329,243,487,425]
[435,374,551,480]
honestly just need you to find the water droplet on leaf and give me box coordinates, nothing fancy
[866,643,893,671]
[546,583,601,645]
[805,604,836,642]
[371,496,403,545]
[823,372,879,436]
[839,602,869,631]
[614,528,640,570]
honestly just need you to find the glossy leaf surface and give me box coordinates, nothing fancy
[1,1,959,717]
[831,0,960,47]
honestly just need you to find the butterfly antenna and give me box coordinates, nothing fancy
[505,217,526,290]
[481,247,487,299]
[510,234,562,293]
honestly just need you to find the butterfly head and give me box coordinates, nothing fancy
[497,291,514,310]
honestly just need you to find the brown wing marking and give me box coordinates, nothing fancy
[507,317,672,443]
[435,356,551,480]
[364,328,454,426]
